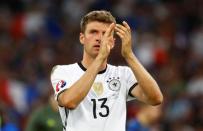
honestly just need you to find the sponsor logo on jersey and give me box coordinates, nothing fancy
[107,77,121,91]
[56,80,66,92]
[93,82,103,96]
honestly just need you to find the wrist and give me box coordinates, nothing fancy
[123,51,134,60]
[92,56,107,73]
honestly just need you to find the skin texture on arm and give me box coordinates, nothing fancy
[115,21,163,105]
[58,23,115,109]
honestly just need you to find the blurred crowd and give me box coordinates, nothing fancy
[0,0,203,131]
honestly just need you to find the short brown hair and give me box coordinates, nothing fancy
[80,10,116,33]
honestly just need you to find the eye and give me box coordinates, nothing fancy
[90,30,98,34]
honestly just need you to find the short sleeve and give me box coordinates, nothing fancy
[125,67,138,101]
[50,65,71,101]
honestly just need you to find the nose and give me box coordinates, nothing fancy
[96,33,103,43]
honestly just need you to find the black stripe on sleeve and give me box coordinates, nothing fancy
[57,89,67,107]
[128,82,138,97]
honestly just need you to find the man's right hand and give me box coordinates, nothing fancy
[97,23,115,61]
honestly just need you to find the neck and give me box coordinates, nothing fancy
[82,52,107,72]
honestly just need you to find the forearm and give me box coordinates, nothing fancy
[59,57,105,109]
[125,53,163,104]
[115,21,162,104]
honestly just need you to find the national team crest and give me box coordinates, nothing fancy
[107,77,121,91]
[93,82,103,96]
[56,80,66,92]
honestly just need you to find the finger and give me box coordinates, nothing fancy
[105,23,115,37]
[122,21,131,31]
[109,23,116,36]
[109,38,115,49]
[116,31,124,39]
[116,24,128,33]
[115,26,125,35]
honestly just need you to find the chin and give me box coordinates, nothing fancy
[91,52,99,58]
[92,54,99,58]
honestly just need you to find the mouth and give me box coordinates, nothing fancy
[93,45,100,52]
[93,45,100,48]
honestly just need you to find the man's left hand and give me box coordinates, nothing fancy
[115,21,133,58]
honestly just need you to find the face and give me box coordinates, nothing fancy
[80,21,114,58]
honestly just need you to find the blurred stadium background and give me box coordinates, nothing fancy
[0,0,203,131]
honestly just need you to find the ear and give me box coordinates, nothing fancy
[79,33,85,45]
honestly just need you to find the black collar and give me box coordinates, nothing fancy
[77,62,107,74]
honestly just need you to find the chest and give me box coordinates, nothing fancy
[88,74,126,100]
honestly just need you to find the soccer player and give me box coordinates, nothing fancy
[51,10,163,131]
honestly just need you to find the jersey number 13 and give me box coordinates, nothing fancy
[91,98,109,119]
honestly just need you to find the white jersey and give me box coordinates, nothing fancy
[51,62,138,131]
